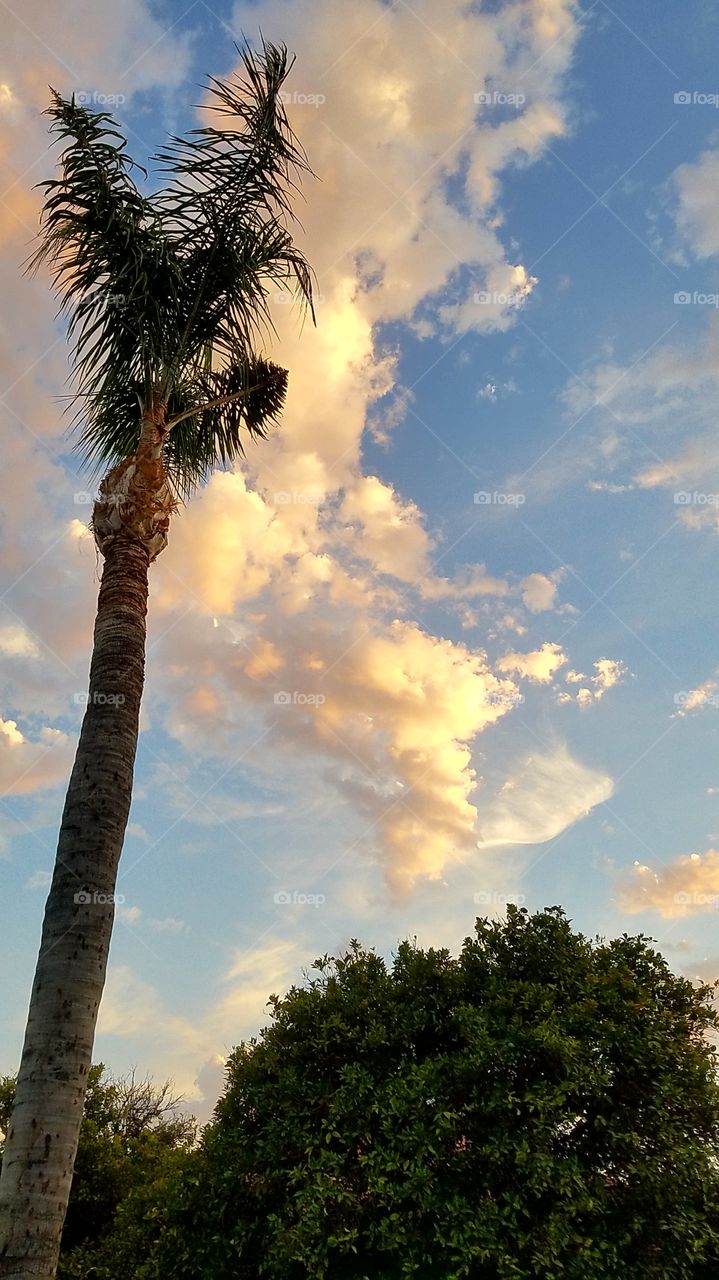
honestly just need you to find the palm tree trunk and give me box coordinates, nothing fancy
[0,533,150,1280]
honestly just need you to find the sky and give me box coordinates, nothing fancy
[2,0,719,1119]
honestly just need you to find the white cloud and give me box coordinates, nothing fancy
[118,905,143,926]
[520,572,559,613]
[97,938,307,1110]
[339,476,432,581]
[478,742,613,848]
[149,917,186,933]
[25,869,52,890]
[0,0,597,898]
[522,314,719,509]
[673,677,719,717]
[559,658,627,708]
[0,626,39,658]
[0,716,72,796]
[619,850,719,918]
[478,378,517,402]
[673,147,719,260]
[496,642,567,682]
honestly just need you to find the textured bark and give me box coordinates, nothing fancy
[92,405,174,561]
[0,537,150,1279]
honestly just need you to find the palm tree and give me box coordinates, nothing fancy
[0,40,313,1279]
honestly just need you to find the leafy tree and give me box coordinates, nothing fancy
[0,40,314,1278]
[136,909,719,1279]
[1,1065,195,1279]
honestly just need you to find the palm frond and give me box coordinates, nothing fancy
[29,92,181,414]
[163,356,288,497]
[152,38,315,393]
[75,354,288,497]
[155,40,310,231]
[31,41,315,497]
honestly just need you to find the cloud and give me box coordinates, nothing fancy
[139,0,595,892]
[339,476,432,581]
[588,655,621,696]
[619,850,719,918]
[673,147,719,260]
[477,378,517,402]
[496,642,567,682]
[520,572,558,613]
[25,869,52,890]
[0,716,72,796]
[0,0,193,120]
[478,742,613,848]
[522,314,719,509]
[562,317,719,428]
[0,626,39,658]
[97,938,307,1112]
[161,610,526,892]
[117,903,187,933]
[244,0,579,344]
[548,137,719,512]
[0,0,596,902]
[673,677,719,717]
[556,658,627,708]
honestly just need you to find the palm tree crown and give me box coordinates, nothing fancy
[30,38,314,498]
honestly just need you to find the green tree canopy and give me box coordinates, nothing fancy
[135,907,719,1279]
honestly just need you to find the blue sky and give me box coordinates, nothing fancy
[2,0,719,1113]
